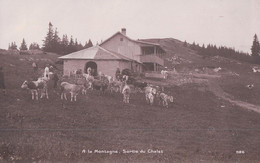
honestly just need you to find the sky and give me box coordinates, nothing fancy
[0,0,259,53]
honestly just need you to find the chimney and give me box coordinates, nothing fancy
[121,28,126,35]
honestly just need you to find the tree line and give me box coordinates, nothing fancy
[8,22,93,55]
[42,22,93,55]
[7,22,260,64]
[185,34,260,64]
[8,40,40,51]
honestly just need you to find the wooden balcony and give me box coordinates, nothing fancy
[139,54,164,66]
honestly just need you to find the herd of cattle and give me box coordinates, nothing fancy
[21,68,174,108]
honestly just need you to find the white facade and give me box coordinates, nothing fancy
[63,59,136,78]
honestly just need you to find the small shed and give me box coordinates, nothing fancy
[59,46,142,77]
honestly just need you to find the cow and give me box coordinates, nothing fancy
[132,81,148,92]
[60,82,85,101]
[252,66,260,73]
[144,86,157,105]
[146,92,155,105]
[91,78,109,94]
[75,77,91,95]
[21,78,48,100]
[159,93,174,108]
[108,79,122,93]
[122,75,135,84]
[105,75,113,83]
[82,73,95,90]
[246,84,254,89]
[122,84,131,103]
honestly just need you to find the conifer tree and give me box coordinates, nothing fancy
[251,34,260,57]
[68,36,76,53]
[8,42,18,50]
[60,34,69,54]
[183,40,187,47]
[19,38,28,50]
[84,39,93,48]
[52,28,61,53]
[42,22,54,52]
[29,42,40,50]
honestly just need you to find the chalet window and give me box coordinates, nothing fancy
[120,38,123,41]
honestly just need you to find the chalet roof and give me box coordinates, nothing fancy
[59,45,136,62]
[100,31,162,46]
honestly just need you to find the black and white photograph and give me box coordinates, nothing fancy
[0,0,260,162]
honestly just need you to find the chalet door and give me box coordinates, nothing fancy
[85,61,98,76]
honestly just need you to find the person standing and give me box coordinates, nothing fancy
[44,65,50,79]
[32,62,38,72]
[0,67,6,95]
[115,68,121,80]
[87,67,92,76]
[52,71,59,89]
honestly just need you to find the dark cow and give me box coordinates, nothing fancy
[92,79,109,93]
[133,81,148,90]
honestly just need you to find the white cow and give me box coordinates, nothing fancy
[159,93,174,108]
[108,78,123,93]
[60,82,85,101]
[146,92,155,105]
[252,67,260,73]
[122,84,131,103]
[144,86,157,105]
[82,73,94,90]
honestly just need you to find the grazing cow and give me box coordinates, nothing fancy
[122,75,135,84]
[108,79,122,93]
[105,75,113,83]
[21,78,48,100]
[213,67,222,72]
[133,81,148,92]
[246,84,254,89]
[75,78,91,95]
[252,67,260,73]
[83,73,94,87]
[122,84,131,103]
[144,86,157,105]
[83,73,94,81]
[92,79,109,93]
[159,93,174,108]
[74,69,83,78]
[60,82,85,101]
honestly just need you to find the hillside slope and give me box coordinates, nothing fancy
[143,38,260,110]
[0,51,62,88]
[141,38,205,69]
[0,46,260,162]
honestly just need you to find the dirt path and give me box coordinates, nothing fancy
[152,72,260,113]
[207,80,260,114]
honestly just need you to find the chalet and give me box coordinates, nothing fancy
[59,28,166,77]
